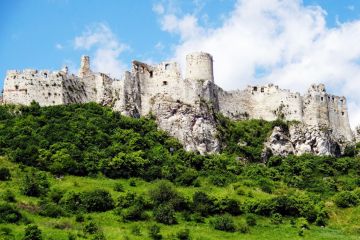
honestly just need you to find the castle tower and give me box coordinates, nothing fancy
[185,52,214,82]
[184,52,218,110]
[79,56,91,77]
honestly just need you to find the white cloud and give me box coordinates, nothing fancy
[74,23,128,79]
[154,0,360,128]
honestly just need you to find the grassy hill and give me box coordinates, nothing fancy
[1,103,360,240]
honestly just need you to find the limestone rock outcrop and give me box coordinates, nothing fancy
[150,96,219,154]
[264,124,342,160]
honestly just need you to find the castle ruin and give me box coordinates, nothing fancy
[1,52,354,154]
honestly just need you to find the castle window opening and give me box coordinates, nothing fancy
[15,85,19,90]
[163,81,168,86]
[165,64,170,70]
[261,88,264,92]
[149,71,153,78]
[253,87,257,91]
[321,97,324,101]
[44,73,48,78]
[342,112,345,116]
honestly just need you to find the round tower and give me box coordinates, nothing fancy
[79,56,91,77]
[185,52,214,82]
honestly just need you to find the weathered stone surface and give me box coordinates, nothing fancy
[264,124,342,159]
[150,95,219,154]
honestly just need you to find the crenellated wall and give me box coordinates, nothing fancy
[2,52,355,146]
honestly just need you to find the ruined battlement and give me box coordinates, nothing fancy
[2,52,355,151]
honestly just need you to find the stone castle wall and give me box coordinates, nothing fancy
[1,52,355,152]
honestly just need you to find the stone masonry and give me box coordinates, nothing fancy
[1,52,355,155]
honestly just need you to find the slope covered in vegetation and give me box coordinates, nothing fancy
[1,103,360,240]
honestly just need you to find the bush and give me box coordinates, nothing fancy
[131,225,141,236]
[60,190,114,213]
[48,188,64,203]
[218,198,241,215]
[149,180,186,210]
[23,224,42,240]
[0,167,11,181]
[238,222,250,234]
[175,169,198,186]
[334,191,359,208]
[121,197,149,221]
[2,190,16,202]
[176,228,190,240]
[0,227,13,238]
[245,214,257,226]
[21,169,49,197]
[154,203,177,225]
[192,191,217,217]
[84,221,100,234]
[114,183,124,192]
[211,214,236,232]
[91,231,106,240]
[39,201,65,218]
[75,214,85,222]
[271,213,283,225]
[148,224,162,240]
[81,189,114,212]
[0,204,22,223]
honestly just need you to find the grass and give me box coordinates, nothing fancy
[2,157,360,240]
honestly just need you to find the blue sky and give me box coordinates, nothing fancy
[2,0,360,126]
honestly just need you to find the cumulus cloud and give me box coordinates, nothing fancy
[154,0,360,128]
[74,23,128,79]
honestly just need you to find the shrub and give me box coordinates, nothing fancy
[218,198,241,215]
[176,228,190,240]
[211,214,236,232]
[60,192,84,213]
[149,180,186,210]
[245,214,257,226]
[0,167,11,181]
[209,174,230,187]
[39,201,65,218]
[114,183,124,192]
[131,225,141,236]
[48,188,65,203]
[92,231,106,240]
[21,169,49,197]
[0,204,22,223]
[175,169,198,186]
[0,227,13,238]
[334,191,359,208]
[81,189,114,212]
[271,213,283,225]
[238,222,250,234]
[154,203,177,225]
[60,190,114,213]
[2,190,16,202]
[75,214,85,222]
[84,221,100,234]
[192,191,217,217]
[297,217,309,230]
[148,224,162,240]
[23,224,42,240]
[122,203,149,221]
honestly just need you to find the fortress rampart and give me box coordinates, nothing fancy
[1,52,354,145]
